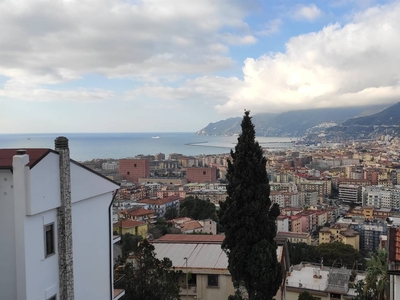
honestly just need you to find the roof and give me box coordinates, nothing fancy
[277,231,310,238]
[139,196,182,205]
[0,149,53,169]
[180,221,203,232]
[326,268,351,294]
[153,243,228,270]
[127,208,155,217]
[154,234,225,244]
[0,148,119,186]
[153,238,283,272]
[114,219,147,228]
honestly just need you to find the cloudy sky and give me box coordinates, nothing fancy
[1,0,399,133]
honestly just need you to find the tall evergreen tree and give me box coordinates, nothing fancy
[219,111,282,300]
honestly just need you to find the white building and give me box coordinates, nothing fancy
[0,138,124,300]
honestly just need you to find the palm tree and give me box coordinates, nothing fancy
[365,249,388,300]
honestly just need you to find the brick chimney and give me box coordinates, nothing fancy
[55,137,75,300]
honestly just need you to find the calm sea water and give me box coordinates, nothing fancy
[0,132,293,161]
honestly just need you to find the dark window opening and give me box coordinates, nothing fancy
[188,274,197,286]
[45,224,55,257]
[207,274,218,287]
[203,171,206,175]
[134,164,137,167]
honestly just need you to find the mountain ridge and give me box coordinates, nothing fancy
[196,104,393,138]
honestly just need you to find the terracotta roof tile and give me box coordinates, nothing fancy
[114,219,147,228]
[0,149,52,169]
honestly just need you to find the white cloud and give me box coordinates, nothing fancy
[293,4,323,21]
[0,0,254,85]
[215,2,400,114]
[0,79,114,102]
[256,19,282,36]
[125,76,242,104]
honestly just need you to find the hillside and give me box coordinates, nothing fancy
[323,102,400,140]
[196,105,388,137]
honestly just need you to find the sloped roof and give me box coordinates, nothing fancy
[139,196,182,205]
[180,221,203,232]
[325,268,351,294]
[0,148,119,186]
[153,243,228,270]
[0,149,52,169]
[155,234,225,244]
[114,219,147,228]
[127,208,155,217]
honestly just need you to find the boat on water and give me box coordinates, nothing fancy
[152,136,160,139]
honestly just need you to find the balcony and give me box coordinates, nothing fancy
[180,285,197,296]
[114,289,125,300]
[113,235,121,244]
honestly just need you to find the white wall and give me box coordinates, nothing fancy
[0,170,17,300]
[72,192,113,300]
[29,152,61,215]
[71,162,119,204]
[24,210,59,300]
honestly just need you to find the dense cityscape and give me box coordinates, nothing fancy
[2,0,400,299]
[73,134,400,299]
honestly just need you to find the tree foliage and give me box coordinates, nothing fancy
[180,196,217,221]
[288,242,365,269]
[353,280,374,300]
[298,291,315,300]
[164,207,178,220]
[365,249,388,300]
[123,239,182,300]
[121,233,143,257]
[219,111,282,300]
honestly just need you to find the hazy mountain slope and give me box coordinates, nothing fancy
[196,105,389,137]
[342,102,400,126]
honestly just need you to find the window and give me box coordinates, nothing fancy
[127,171,130,175]
[45,223,55,257]
[188,274,197,286]
[203,171,206,175]
[47,295,56,300]
[207,274,219,287]
[134,164,137,167]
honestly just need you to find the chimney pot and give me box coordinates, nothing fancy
[16,149,26,155]
[55,136,69,149]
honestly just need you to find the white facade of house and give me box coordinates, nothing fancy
[0,148,122,300]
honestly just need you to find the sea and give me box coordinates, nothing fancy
[0,132,294,162]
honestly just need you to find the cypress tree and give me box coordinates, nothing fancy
[219,110,282,300]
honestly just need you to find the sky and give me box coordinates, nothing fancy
[0,0,399,133]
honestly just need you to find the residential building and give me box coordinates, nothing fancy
[120,207,157,227]
[318,224,360,250]
[138,196,181,217]
[285,263,363,300]
[339,184,362,205]
[355,221,388,252]
[113,219,148,239]
[277,215,290,232]
[277,231,311,245]
[152,234,288,300]
[0,140,124,300]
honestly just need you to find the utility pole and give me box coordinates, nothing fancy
[184,257,188,300]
